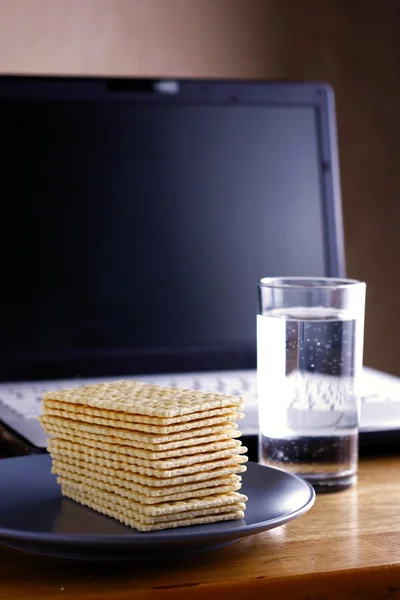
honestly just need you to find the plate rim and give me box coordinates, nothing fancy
[0,455,315,545]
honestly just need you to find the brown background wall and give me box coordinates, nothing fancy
[0,0,399,374]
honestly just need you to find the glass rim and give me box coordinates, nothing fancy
[258,276,365,290]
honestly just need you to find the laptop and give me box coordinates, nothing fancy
[1,75,400,452]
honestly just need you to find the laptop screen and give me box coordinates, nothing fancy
[0,78,344,379]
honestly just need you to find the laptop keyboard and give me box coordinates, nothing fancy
[1,367,400,435]
[0,370,258,419]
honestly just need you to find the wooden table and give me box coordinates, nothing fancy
[1,454,400,600]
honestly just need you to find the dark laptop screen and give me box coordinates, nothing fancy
[0,79,344,379]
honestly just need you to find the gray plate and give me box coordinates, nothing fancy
[0,455,315,560]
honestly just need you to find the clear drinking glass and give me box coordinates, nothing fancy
[257,277,366,492]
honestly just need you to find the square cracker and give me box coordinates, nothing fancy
[52,458,247,488]
[43,406,244,434]
[58,480,247,516]
[42,421,241,451]
[40,414,238,444]
[50,450,248,479]
[42,380,245,418]
[47,438,247,469]
[63,485,244,531]
[61,482,245,523]
[44,399,242,425]
[47,435,243,460]
[57,474,242,503]
[57,470,241,499]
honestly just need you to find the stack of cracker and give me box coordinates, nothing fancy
[40,380,248,532]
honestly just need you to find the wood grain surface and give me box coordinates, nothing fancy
[1,455,400,600]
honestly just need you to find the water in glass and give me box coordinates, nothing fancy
[257,306,362,490]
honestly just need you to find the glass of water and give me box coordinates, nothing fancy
[257,277,366,492]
